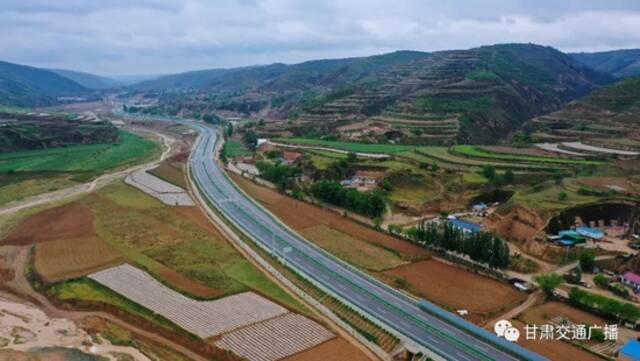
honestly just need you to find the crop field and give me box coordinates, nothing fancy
[411,147,559,171]
[81,181,305,311]
[386,260,526,315]
[273,137,414,154]
[0,131,156,173]
[215,313,334,361]
[0,173,77,207]
[35,236,124,282]
[2,202,95,245]
[281,338,370,361]
[301,225,407,271]
[230,173,429,262]
[508,180,602,210]
[149,160,187,188]
[89,264,289,338]
[452,144,603,166]
[223,139,251,158]
[48,277,181,332]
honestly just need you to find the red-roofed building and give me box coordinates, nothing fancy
[281,151,302,165]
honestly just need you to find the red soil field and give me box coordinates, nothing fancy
[2,202,95,245]
[281,338,371,361]
[230,174,429,260]
[387,259,526,314]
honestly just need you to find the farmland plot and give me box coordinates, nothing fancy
[89,264,288,338]
[125,168,194,206]
[215,313,334,361]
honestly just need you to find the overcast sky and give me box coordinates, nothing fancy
[2,0,640,76]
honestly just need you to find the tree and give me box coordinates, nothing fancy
[593,273,609,288]
[558,191,568,201]
[346,152,358,163]
[482,165,496,181]
[535,273,564,295]
[503,170,515,184]
[578,249,596,272]
[242,130,258,151]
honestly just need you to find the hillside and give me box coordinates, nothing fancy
[528,76,640,146]
[0,60,88,107]
[0,112,119,152]
[132,44,611,144]
[50,68,120,89]
[571,49,640,78]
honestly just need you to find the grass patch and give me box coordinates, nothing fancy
[0,131,156,173]
[274,138,414,154]
[0,173,76,206]
[222,139,251,158]
[81,181,308,313]
[451,145,603,166]
[48,277,179,331]
[300,225,406,271]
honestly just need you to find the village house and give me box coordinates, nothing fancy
[280,151,302,166]
[621,272,640,293]
[341,170,385,189]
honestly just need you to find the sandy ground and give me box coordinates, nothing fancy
[0,295,150,361]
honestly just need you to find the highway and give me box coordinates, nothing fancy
[187,121,547,361]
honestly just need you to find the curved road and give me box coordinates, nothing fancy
[187,122,547,361]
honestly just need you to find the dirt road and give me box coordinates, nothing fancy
[0,128,174,217]
[2,246,209,361]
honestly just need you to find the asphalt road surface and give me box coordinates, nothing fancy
[187,122,547,361]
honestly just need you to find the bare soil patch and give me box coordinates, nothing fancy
[486,205,545,243]
[510,320,601,361]
[34,236,124,282]
[387,260,525,314]
[522,301,606,326]
[231,174,429,261]
[281,337,371,361]
[2,203,95,245]
[577,176,640,195]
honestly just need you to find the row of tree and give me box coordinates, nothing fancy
[406,221,510,269]
[255,161,302,191]
[309,180,386,218]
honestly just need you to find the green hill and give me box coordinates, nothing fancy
[0,60,88,107]
[133,44,611,144]
[528,76,640,144]
[49,68,120,90]
[571,49,640,78]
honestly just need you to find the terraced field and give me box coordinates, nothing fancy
[273,138,413,154]
[451,145,603,166]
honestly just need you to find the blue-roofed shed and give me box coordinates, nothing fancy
[619,339,640,361]
[576,226,605,240]
[449,219,482,233]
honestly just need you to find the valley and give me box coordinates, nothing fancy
[0,39,639,361]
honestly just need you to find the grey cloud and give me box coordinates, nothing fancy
[0,0,639,75]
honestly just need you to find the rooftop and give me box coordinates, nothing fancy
[623,272,640,285]
[449,219,482,233]
[576,226,604,240]
[620,339,640,360]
